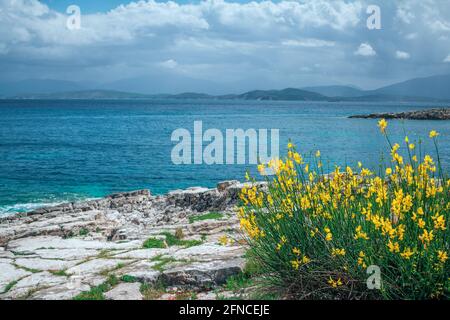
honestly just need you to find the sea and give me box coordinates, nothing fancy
[0,99,449,215]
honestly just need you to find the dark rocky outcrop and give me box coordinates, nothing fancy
[349,108,450,120]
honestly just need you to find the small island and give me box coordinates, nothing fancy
[349,107,450,120]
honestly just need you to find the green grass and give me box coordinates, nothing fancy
[140,282,166,300]
[73,275,119,300]
[121,275,138,283]
[78,228,89,236]
[189,212,224,224]
[160,232,202,248]
[142,237,166,249]
[49,270,68,277]
[143,231,203,249]
[99,263,126,276]
[151,255,178,272]
[13,263,40,273]
[1,280,18,294]
[224,273,253,292]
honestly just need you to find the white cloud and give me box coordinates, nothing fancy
[0,0,449,91]
[444,54,450,63]
[159,59,178,69]
[395,51,410,60]
[281,39,335,47]
[354,43,376,57]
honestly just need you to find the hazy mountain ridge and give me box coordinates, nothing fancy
[2,74,450,101]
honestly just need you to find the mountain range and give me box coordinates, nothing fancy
[1,74,449,102]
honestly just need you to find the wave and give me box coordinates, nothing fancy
[0,197,99,217]
[0,201,65,217]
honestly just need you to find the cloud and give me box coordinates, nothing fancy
[444,55,450,63]
[159,59,178,69]
[354,43,376,57]
[0,0,449,91]
[281,39,335,48]
[395,51,410,60]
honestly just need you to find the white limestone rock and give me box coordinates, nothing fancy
[104,283,142,300]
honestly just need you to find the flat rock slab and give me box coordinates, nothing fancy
[112,248,170,260]
[7,236,141,252]
[34,248,100,261]
[2,272,68,299]
[66,258,132,275]
[105,283,143,300]
[162,258,246,288]
[0,261,31,293]
[15,258,80,271]
[115,261,160,284]
[173,244,244,261]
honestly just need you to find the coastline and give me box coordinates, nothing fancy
[0,181,257,300]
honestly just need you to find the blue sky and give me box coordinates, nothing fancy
[1,0,450,94]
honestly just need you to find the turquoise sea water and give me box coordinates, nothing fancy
[0,99,449,215]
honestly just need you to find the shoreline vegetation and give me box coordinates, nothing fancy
[349,107,450,120]
[239,120,449,299]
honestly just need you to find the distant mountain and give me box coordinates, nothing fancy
[0,79,87,95]
[12,90,150,100]
[2,74,450,101]
[101,73,225,95]
[302,85,365,97]
[369,74,450,100]
[235,88,328,101]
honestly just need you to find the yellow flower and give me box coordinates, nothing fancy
[387,240,400,253]
[257,164,265,174]
[315,150,321,157]
[400,247,414,259]
[358,161,362,168]
[429,130,439,138]
[409,143,415,150]
[292,247,301,256]
[293,152,302,164]
[357,251,367,268]
[325,232,333,241]
[417,218,426,229]
[419,229,434,245]
[291,260,300,270]
[432,214,446,231]
[287,142,294,149]
[354,225,369,240]
[302,255,311,264]
[331,248,346,257]
[218,235,230,246]
[378,118,387,133]
[328,277,343,288]
[437,250,448,263]
[385,168,392,175]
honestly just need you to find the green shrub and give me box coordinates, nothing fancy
[239,122,449,299]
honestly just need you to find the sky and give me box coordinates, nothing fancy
[1,0,450,93]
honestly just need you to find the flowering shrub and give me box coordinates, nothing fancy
[238,121,449,299]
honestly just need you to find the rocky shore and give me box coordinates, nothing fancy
[349,107,450,120]
[0,181,258,300]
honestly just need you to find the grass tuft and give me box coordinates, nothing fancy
[189,212,224,224]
